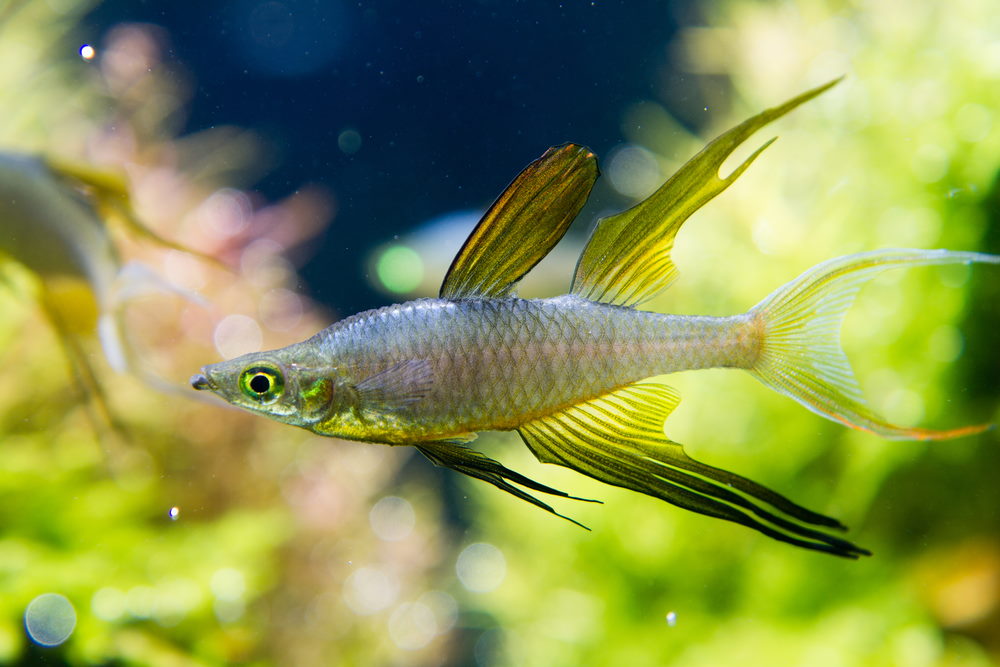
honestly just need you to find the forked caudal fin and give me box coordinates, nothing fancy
[748,248,1000,440]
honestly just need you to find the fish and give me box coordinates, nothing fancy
[191,79,999,558]
[0,152,207,425]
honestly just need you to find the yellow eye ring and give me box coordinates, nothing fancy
[239,365,285,403]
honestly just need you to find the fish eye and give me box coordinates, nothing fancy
[239,364,285,403]
[249,374,270,393]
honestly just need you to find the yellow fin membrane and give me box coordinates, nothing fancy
[518,382,870,558]
[440,144,598,299]
[749,248,1000,440]
[571,78,842,307]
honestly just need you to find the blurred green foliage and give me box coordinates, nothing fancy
[1,0,999,665]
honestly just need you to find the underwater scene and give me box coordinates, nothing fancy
[2,0,999,665]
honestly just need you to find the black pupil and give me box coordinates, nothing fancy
[249,374,271,394]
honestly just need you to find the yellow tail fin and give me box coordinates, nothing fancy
[749,249,999,440]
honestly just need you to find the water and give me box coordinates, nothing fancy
[3,1,999,665]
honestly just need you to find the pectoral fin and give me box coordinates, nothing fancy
[440,143,598,299]
[416,440,599,529]
[517,381,870,558]
[355,359,434,409]
[570,78,841,307]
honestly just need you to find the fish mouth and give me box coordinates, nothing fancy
[190,372,213,391]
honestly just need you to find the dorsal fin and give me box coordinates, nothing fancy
[570,78,841,307]
[440,143,598,299]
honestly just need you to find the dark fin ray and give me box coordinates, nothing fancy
[651,446,847,530]
[520,420,865,558]
[518,382,870,558]
[440,143,598,299]
[571,78,841,307]
[416,440,600,530]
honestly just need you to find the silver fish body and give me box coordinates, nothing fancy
[309,296,754,441]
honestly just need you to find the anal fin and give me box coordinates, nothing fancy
[517,382,870,558]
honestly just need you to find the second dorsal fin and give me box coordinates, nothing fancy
[570,78,841,307]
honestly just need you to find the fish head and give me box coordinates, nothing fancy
[191,349,342,428]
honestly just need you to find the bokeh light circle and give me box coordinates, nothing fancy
[369,496,416,541]
[456,543,506,593]
[213,314,263,359]
[376,245,424,294]
[24,593,76,647]
[338,128,362,154]
[388,601,437,650]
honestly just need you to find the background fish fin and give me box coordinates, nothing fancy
[439,143,598,299]
[416,440,599,529]
[355,359,434,408]
[105,260,207,372]
[44,156,225,268]
[749,248,1000,440]
[37,282,133,446]
[517,381,870,558]
[570,78,841,307]
[111,261,208,306]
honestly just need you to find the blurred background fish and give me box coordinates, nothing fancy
[0,151,218,431]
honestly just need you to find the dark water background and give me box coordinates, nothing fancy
[84,0,690,315]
